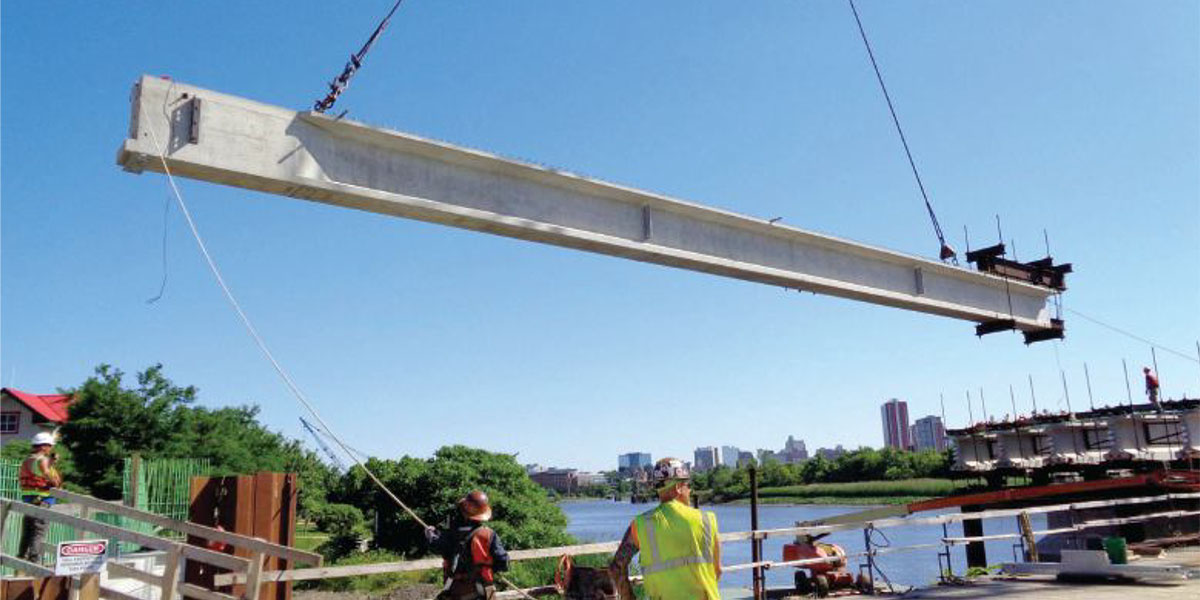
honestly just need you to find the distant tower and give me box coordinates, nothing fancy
[881,398,912,450]
[693,447,719,472]
[911,415,947,451]
[721,446,740,467]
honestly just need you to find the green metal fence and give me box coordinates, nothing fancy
[117,456,211,550]
[0,459,76,566]
[1,456,211,564]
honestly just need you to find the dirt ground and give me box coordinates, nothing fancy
[295,584,441,600]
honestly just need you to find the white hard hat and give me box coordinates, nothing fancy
[651,457,691,490]
[31,432,56,447]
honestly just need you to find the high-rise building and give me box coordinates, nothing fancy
[779,436,809,463]
[618,452,653,473]
[694,446,719,472]
[911,415,947,451]
[816,445,846,460]
[881,398,912,450]
[757,448,779,464]
[737,451,755,467]
[721,446,740,467]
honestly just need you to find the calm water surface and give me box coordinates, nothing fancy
[560,500,1045,590]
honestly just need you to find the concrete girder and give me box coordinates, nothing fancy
[117,75,1059,334]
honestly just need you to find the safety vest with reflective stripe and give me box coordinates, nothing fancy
[19,454,56,496]
[633,500,720,600]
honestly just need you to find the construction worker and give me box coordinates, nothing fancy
[1144,367,1160,404]
[18,432,63,562]
[609,458,721,600]
[425,490,510,600]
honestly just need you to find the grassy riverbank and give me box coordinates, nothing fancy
[717,478,954,505]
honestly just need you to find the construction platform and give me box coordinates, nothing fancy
[717,548,1200,599]
[903,549,1200,600]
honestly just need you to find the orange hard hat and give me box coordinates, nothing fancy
[458,490,493,522]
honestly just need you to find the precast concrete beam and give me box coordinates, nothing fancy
[117,75,1059,334]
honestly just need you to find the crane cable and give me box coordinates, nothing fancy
[145,106,542,600]
[142,113,429,530]
[313,0,406,113]
[847,0,957,264]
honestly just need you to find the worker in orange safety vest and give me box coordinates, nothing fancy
[18,431,63,562]
[426,490,510,600]
[1144,367,1160,405]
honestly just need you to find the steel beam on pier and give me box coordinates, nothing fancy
[118,75,1059,334]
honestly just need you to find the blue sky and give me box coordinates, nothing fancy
[2,1,1197,472]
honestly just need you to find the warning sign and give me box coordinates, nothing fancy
[54,540,109,576]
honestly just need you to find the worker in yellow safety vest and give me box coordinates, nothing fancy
[18,432,63,562]
[609,457,721,599]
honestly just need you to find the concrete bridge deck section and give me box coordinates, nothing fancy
[117,75,1058,334]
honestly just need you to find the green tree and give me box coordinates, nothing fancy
[312,502,369,559]
[59,364,333,505]
[332,446,571,558]
[60,365,198,497]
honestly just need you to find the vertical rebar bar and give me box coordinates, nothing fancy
[1060,370,1073,414]
[1028,374,1039,414]
[1083,363,1096,411]
[1123,359,1134,405]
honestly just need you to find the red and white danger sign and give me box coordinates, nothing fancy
[55,540,109,576]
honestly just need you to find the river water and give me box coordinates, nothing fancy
[560,499,1045,591]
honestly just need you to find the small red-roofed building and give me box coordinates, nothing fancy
[0,388,73,445]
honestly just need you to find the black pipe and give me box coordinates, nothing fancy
[963,506,987,569]
[750,466,762,600]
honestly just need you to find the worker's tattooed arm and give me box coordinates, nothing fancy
[608,525,638,600]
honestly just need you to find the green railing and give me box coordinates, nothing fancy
[0,459,75,566]
[117,456,211,550]
[1,456,211,563]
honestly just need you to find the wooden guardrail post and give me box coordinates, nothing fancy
[1017,511,1038,562]
[243,551,265,600]
[78,573,101,600]
[125,455,141,508]
[162,542,184,600]
[78,506,92,540]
